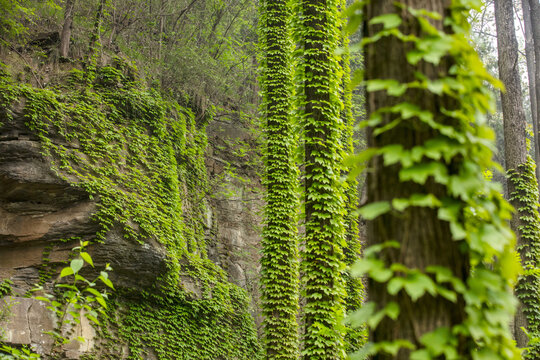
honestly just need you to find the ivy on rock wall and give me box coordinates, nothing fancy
[0,60,261,360]
[102,285,260,360]
[259,0,300,359]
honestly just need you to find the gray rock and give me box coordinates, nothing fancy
[0,297,55,354]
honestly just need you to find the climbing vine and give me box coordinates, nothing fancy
[338,0,365,352]
[509,154,540,358]
[259,0,300,359]
[295,0,347,358]
[346,0,522,359]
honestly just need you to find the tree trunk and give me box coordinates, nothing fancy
[259,0,299,358]
[300,0,346,358]
[495,0,529,348]
[365,1,468,358]
[89,0,105,54]
[59,0,76,58]
[522,0,540,181]
[531,0,540,164]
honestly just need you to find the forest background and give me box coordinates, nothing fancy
[2,0,540,359]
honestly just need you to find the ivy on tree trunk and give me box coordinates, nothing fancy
[296,0,347,358]
[259,0,300,359]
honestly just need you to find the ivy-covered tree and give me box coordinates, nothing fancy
[296,0,347,358]
[259,0,299,359]
[339,0,365,352]
[348,0,522,358]
[494,0,540,350]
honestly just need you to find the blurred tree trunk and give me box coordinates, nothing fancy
[59,0,76,58]
[364,1,468,358]
[495,0,529,348]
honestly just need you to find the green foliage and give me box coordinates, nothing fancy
[294,0,347,358]
[104,286,261,360]
[338,0,365,352]
[0,0,59,45]
[33,241,113,349]
[259,0,300,358]
[0,280,12,298]
[347,1,522,359]
[0,60,261,360]
[1,59,206,270]
[0,0,34,42]
[509,155,540,358]
[0,345,40,360]
[0,280,14,343]
[1,245,110,359]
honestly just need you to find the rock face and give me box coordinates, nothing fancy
[0,298,55,354]
[206,115,264,327]
[0,76,264,357]
[0,111,96,293]
[0,113,171,294]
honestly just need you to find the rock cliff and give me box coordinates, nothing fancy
[0,58,263,359]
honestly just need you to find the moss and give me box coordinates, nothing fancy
[0,59,262,359]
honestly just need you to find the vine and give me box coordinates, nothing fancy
[295,0,347,358]
[259,0,300,359]
[346,0,522,359]
[509,154,540,358]
[339,0,366,352]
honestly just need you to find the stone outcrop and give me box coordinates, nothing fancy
[0,74,265,358]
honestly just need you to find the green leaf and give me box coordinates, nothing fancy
[410,349,431,360]
[70,259,84,274]
[60,267,74,278]
[366,79,407,96]
[385,302,400,320]
[347,302,376,326]
[369,13,402,30]
[34,296,51,303]
[99,275,114,290]
[80,252,94,267]
[95,295,107,309]
[84,287,101,297]
[358,201,391,220]
[403,273,436,301]
[387,277,405,295]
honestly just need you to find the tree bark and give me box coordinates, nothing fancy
[259,0,299,358]
[522,0,540,181]
[59,0,76,58]
[365,1,468,358]
[494,0,529,348]
[531,0,540,166]
[300,0,346,358]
